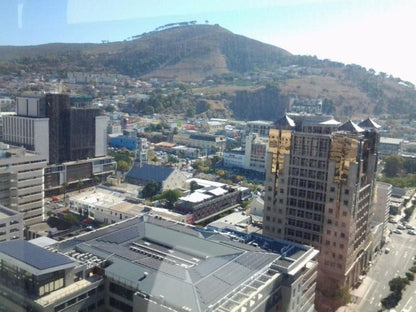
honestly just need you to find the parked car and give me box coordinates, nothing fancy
[385,248,391,254]
[397,225,406,230]
[407,230,416,235]
[393,229,403,234]
[388,219,398,224]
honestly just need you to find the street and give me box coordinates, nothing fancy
[339,210,416,311]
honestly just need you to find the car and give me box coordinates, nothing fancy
[397,225,406,230]
[408,230,416,235]
[406,224,415,230]
[389,219,398,224]
[385,248,391,254]
[393,229,403,234]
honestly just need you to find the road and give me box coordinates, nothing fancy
[341,208,416,312]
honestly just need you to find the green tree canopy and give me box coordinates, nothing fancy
[142,181,160,198]
[383,155,404,177]
[117,160,130,173]
[190,180,202,193]
[161,189,182,209]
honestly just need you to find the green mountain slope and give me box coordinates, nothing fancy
[1,24,415,119]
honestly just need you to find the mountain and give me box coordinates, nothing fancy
[1,24,416,119]
[0,25,293,80]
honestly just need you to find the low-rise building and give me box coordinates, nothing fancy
[223,134,268,173]
[0,215,319,312]
[176,179,242,224]
[0,240,104,312]
[0,205,23,241]
[223,150,245,168]
[109,136,138,150]
[44,156,116,196]
[69,187,147,224]
[173,133,226,153]
[378,137,403,157]
[125,163,187,191]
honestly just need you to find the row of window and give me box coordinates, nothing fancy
[286,228,320,242]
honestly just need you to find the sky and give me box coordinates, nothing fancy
[1,0,416,84]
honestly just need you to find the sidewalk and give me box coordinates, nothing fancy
[336,276,374,311]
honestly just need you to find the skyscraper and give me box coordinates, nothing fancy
[263,114,379,304]
[2,94,115,195]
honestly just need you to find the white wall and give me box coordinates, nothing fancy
[34,119,49,163]
[95,116,109,157]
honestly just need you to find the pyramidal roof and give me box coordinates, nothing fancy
[275,114,295,128]
[358,117,381,129]
[319,118,341,126]
[339,120,364,133]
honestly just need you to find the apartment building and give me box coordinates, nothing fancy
[0,143,47,225]
[263,115,379,302]
[0,215,319,312]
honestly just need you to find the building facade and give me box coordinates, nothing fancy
[263,115,379,301]
[3,94,114,195]
[0,204,23,242]
[372,182,392,247]
[0,144,47,225]
[4,94,107,164]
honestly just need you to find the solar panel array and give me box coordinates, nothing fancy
[234,252,276,270]
[195,275,231,307]
[0,240,74,271]
[97,225,143,244]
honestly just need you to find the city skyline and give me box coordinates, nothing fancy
[1,0,416,84]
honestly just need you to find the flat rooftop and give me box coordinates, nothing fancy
[70,187,127,208]
[0,240,75,275]
[0,205,19,219]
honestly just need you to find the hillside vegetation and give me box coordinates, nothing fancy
[1,24,416,120]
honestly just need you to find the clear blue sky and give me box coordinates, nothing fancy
[1,0,415,84]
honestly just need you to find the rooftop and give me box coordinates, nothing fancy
[126,163,176,183]
[52,215,317,312]
[0,240,75,275]
[0,205,20,219]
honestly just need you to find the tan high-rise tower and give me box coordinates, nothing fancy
[263,115,379,307]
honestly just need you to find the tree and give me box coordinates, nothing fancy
[389,277,409,293]
[142,181,160,198]
[186,107,196,117]
[61,182,69,202]
[161,189,182,209]
[383,156,404,177]
[190,181,201,193]
[77,179,84,193]
[63,213,78,225]
[117,160,130,173]
[168,154,179,163]
[92,175,100,187]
